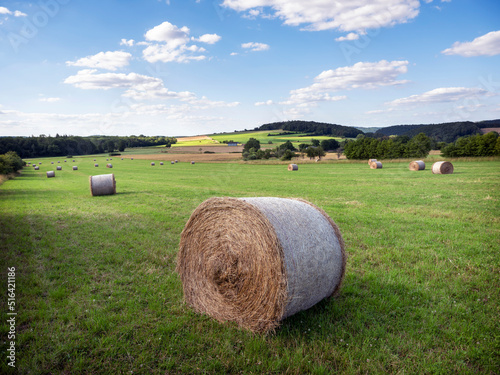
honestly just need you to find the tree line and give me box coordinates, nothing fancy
[0,134,177,158]
[257,120,363,138]
[0,151,24,175]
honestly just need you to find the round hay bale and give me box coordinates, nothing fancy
[177,197,346,333]
[56,166,62,170]
[32,164,36,167]
[39,162,42,165]
[370,161,383,169]
[64,160,67,162]
[94,164,99,167]
[160,162,164,165]
[46,171,55,178]
[58,161,60,163]
[72,166,78,170]
[34,166,39,170]
[191,161,195,164]
[131,158,134,160]
[106,158,109,161]
[121,158,123,160]
[171,161,175,164]
[89,174,116,196]
[72,160,75,162]
[288,164,298,171]
[94,159,96,161]
[151,162,155,166]
[432,161,454,174]
[368,158,377,165]
[409,160,425,171]
[51,162,54,164]
[175,160,178,163]
[106,163,113,168]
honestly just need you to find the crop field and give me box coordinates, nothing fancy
[1,156,499,374]
[209,130,342,147]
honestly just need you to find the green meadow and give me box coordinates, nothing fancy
[1,156,499,374]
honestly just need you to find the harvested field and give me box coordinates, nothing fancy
[480,127,500,134]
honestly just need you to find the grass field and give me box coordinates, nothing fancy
[209,130,342,147]
[1,156,499,374]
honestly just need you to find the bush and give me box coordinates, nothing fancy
[0,151,24,175]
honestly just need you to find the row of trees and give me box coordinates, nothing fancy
[0,151,24,175]
[441,132,500,157]
[242,138,334,161]
[0,135,177,158]
[344,133,432,159]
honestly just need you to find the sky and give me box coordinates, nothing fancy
[0,0,499,137]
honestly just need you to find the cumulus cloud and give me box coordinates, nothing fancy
[242,42,270,51]
[120,39,135,47]
[222,0,421,33]
[0,7,26,17]
[442,30,500,57]
[39,97,61,103]
[66,51,132,71]
[387,87,490,105]
[255,100,274,106]
[142,21,219,63]
[335,32,360,42]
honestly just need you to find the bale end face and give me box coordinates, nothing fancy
[409,160,425,171]
[288,164,298,171]
[432,161,454,174]
[368,158,377,165]
[370,161,382,169]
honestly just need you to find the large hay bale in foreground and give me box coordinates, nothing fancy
[288,164,298,171]
[177,197,346,333]
[432,161,454,174]
[409,160,425,171]
[368,158,377,165]
[89,174,116,196]
[370,161,383,169]
[46,171,55,178]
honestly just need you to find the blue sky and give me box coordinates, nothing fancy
[0,0,499,136]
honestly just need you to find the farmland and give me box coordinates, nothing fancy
[1,156,499,374]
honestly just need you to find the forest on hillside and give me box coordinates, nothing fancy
[257,120,363,138]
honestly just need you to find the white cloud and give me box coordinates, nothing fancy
[120,39,135,47]
[388,87,489,105]
[335,32,360,42]
[142,21,217,63]
[442,30,500,57]
[0,6,26,17]
[195,33,222,44]
[230,52,239,56]
[222,0,421,33]
[255,100,275,106]
[242,42,270,51]
[39,97,61,103]
[66,51,132,71]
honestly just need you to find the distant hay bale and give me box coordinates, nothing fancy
[89,174,116,196]
[64,160,67,162]
[409,160,425,171]
[288,164,298,171]
[34,166,39,170]
[32,164,36,167]
[72,160,75,162]
[432,161,454,175]
[370,161,383,169]
[39,162,42,165]
[368,158,377,165]
[106,159,109,161]
[106,163,113,168]
[191,161,195,164]
[58,161,60,163]
[160,162,164,165]
[175,160,178,163]
[94,164,99,167]
[46,171,55,178]
[72,166,78,170]
[177,197,346,333]
[171,161,175,164]
[131,158,134,160]
[51,162,54,164]
[94,159,96,161]
[56,166,62,170]
[151,162,155,166]
[121,158,123,160]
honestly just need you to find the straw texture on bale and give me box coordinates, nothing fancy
[106,164,113,168]
[177,197,346,333]
[432,161,454,174]
[370,161,383,169]
[46,171,55,178]
[409,160,425,171]
[72,166,78,170]
[89,174,116,196]
[368,158,377,165]
[56,166,62,170]
[288,164,298,171]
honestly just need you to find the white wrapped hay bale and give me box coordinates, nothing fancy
[409,160,425,171]
[46,171,55,178]
[177,197,346,333]
[89,174,116,196]
[288,164,298,171]
[432,161,454,174]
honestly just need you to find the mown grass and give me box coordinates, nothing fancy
[1,156,499,374]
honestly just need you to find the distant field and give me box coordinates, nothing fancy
[1,157,498,374]
[210,130,342,146]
